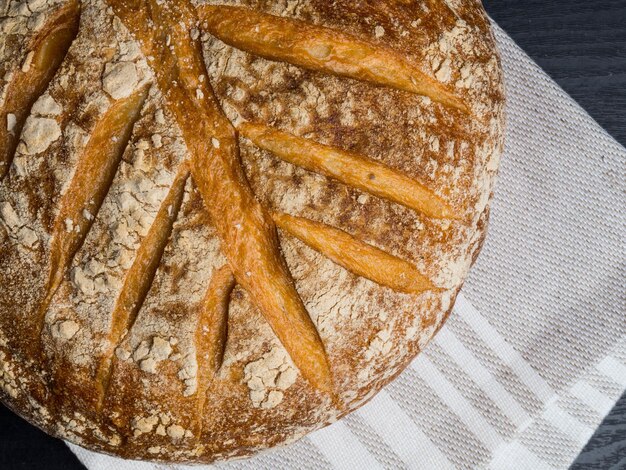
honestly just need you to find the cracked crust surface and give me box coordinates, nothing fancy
[0,0,505,463]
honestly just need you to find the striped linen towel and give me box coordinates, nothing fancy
[67,23,626,470]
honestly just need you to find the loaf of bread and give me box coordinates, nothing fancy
[0,0,505,463]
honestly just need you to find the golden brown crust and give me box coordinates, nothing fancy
[41,86,149,341]
[273,211,435,295]
[193,264,235,436]
[240,121,457,219]
[106,0,333,394]
[94,167,189,410]
[0,0,79,179]
[198,4,468,111]
[0,0,505,463]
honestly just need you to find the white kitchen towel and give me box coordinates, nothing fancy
[67,23,626,470]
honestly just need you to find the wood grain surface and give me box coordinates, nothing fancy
[570,392,626,469]
[0,1,624,468]
[485,0,626,146]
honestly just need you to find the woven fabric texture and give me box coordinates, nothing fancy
[67,23,626,470]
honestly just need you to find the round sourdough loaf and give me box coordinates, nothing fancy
[0,0,505,463]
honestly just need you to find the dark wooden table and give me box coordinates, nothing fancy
[1,1,624,468]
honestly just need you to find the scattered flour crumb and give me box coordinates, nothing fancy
[6,114,16,133]
[151,133,162,148]
[243,347,299,409]
[19,116,61,154]
[51,321,80,340]
[134,337,172,374]
[102,62,139,100]
[31,93,62,116]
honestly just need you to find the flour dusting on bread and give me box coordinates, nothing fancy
[0,0,504,462]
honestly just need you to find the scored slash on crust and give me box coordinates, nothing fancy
[95,168,189,411]
[0,0,80,181]
[197,5,469,112]
[193,265,236,437]
[2,0,465,415]
[106,0,334,394]
[39,85,150,343]
[239,122,458,220]
[273,212,435,295]
[0,0,80,180]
